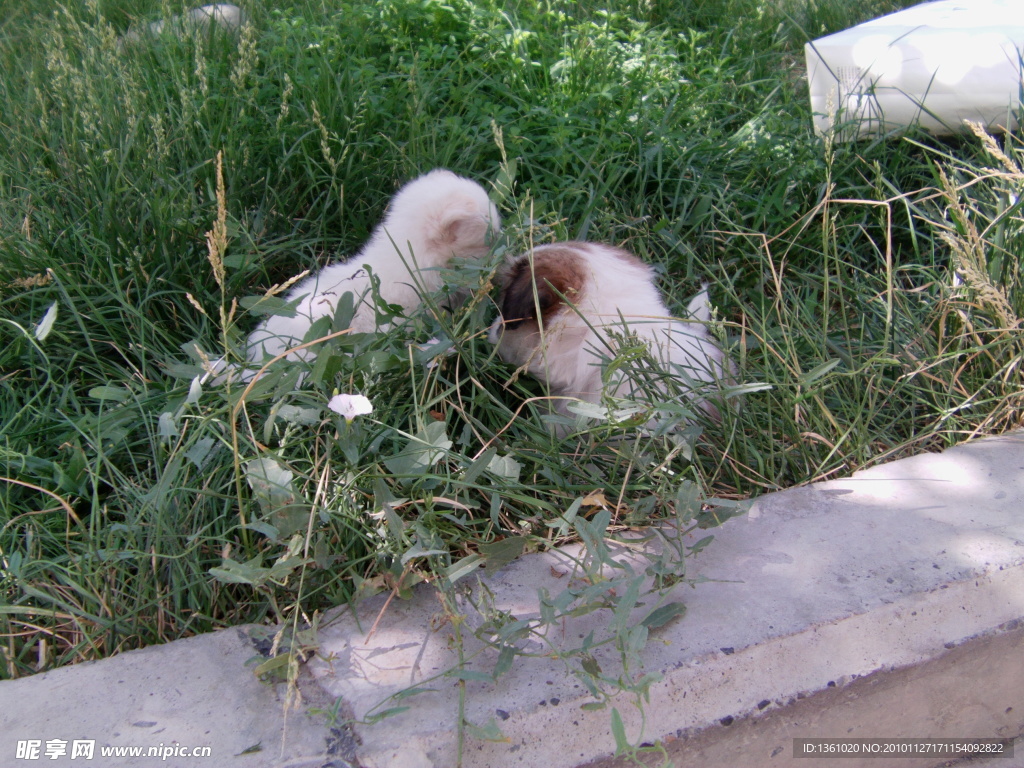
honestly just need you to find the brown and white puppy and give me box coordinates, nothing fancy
[236,169,499,375]
[488,241,733,425]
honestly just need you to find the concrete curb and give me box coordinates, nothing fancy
[2,430,1023,767]
[0,625,336,766]
[307,430,1024,767]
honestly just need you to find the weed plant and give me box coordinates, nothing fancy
[1,0,1021,689]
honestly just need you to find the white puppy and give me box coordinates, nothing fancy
[240,169,500,371]
[488,241,733,425]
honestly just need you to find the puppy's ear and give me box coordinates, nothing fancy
[499,260,556,330]
[430,204,493,256]
[686,284,712,323]
[500,250,584,330]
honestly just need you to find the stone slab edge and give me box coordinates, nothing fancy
[305,431,1024,767]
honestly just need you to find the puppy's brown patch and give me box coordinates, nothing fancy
[500,247,587,330]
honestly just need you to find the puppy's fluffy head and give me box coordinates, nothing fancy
[495,243,589,331]
[488,242,656,396]
[372,169,500,272]
[489,241,733,422]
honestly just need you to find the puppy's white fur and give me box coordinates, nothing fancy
[488,241,733,422]
[242,168,499,368]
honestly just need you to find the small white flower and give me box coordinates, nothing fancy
[328,393,373,422]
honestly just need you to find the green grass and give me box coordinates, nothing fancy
[1,0,1022,680]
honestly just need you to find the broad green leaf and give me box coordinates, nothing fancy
[611,576,642,631]
[209,557,265,585]
[244,457,294,503]
[184,437,217,469]
[493,644,516,680]
[490,156,518,207]
[497,619,532,643]
[463,718,508,743]
[239,294,301,317]
[276,404,323,425]
[445,554,483,585]
[89,386,130,402]
[486,453,522,481]
[384,421,452,475]
[799,358,841,385]
[547,497,583,537]
[566,399,647,423]
[157,412,178,438]
[580,655,602,678]
[163,362,205,379]
[674,479,703,520]
[399,543,448,566]
[461,447,496,485]
[242,520,281,540]
[688,535,715,555]
[263,503,311,540]
[610,708,630,752]
[252,654,292,677]
[480,536,527,574]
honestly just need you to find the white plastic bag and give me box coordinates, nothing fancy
[806,0,1024,139]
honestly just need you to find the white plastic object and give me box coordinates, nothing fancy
[805,0,1024,139]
